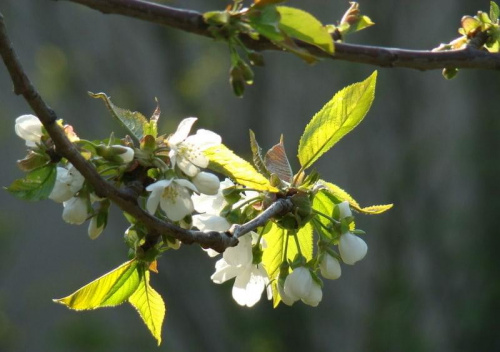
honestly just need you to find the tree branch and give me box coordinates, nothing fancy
[59,0,500,71]
[0,12,288,253]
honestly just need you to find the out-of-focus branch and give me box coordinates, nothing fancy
[60,0,500,70]
[0,13,289,253]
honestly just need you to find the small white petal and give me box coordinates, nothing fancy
[211,259,240,284]
[168,117,197,145]
[319,253,342,280]
[173,178,198,193]
[339,232,368,265]
[62,197,88,225]
[160,187,194,221]
[15,114,43,145]
[88,216,104,240]
[185,129,222,150]
[177,155,200,177]
[146,179,172,192]
[203,248,220,257]
[301,281,323,307]
[338,201,352,219]
[278,281,298,306]
[223,234,252,267]
[284,267,312,300]
[193,214,230,232]
[146,187,162,214]
[232,266,267,307]
[192,172,220,195]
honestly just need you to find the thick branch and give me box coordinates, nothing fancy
[60,0,500,70]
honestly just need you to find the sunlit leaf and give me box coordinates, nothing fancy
[247,5,285,42]
[90,92,148,143]
[129,267,165,346]
[262,222,286,307]
[249,130,271,178]
[205,144,278,192]
[319,180,393,215]
[287,222,313,262]
[298,71,377,170]
[264,136,293,183]
[277,6,334,54]
[54,260,140,310]
[311,189,338,241]
[254,0,286,6]
[491,1,500,22]
[7,165,56,201]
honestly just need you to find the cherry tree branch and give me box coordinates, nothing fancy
[0,12,289,253]
[58,0,500,70]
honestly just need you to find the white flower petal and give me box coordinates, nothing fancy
[193,214,230,232]
[192,172,220,195]
[284,267,312,300]
[15,114,43,145]
[160,188,193,221]
[319,253,342,280]
[301,281,323,307]
[62,197,88,225]
[203,248,220,257]
[232,266,267,307]
[338,201,352,219]
[339,232,368,265]
[168,117,197,145]
[223,234,252,267]
[146,187,162,214]
[177,155,200,177]
[211,259,240,283]
[173,178,198,193]
[185,129,222,150]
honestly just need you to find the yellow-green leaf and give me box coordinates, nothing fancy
[262,222,313,307]
[129,268,166,346]
[320,180,393,215]
[277,6,334,54]
[262,222,286,307]
[298,72,377,170]
[54,260,140,310]
[205,144,278,192]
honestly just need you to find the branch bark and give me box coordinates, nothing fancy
[59,0,500,70]
[0,12,290,253]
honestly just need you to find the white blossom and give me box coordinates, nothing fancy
[192,171,220,195]
[49,165,85,203]
[15,114,43,147]
[145,178,198,221]
[339,232,368,265]
[338,200,352,219]
[319,253,342,280]
[62,197,89,225]
[168,117,221,177]
[301,281,323,307]
[88,216,104,240]
[211,233,270,307]
[283,267,312,303]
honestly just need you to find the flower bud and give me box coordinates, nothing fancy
[62,197,89,225]
[301,281,323,307]
[339,232,368,265]
[319,253,342,280]
[277,279,298,306]
[15,114,43,147]
[49,165,85,203]
[112,145,134,163]
[88,216,104,239]
[338,201,352,219]
[284,266,312,301]
[192,172,220,195]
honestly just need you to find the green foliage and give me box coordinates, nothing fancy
[205,144,279,192]
[7,164,56,201]
[297,71,377,171]
[54,260,141,310]
[249,130,271,178]
[264,136,293,183]
[129,266,166,346]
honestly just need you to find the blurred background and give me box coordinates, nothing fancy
[0,0,499,351]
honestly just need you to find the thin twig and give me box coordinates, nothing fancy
[0,12,287,253]
[59,0,500,70]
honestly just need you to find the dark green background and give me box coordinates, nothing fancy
[0,0,498,351]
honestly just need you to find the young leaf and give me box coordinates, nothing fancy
[297,71,377,170]
[262,222,313,307]
[247,5,285,42]
[143,99,160,138]
[311,189,338,241]
[129,267,166,346]
[491,1,500,22]
[54,260,140,310]
[277,6,334,54]
[319,180,393,215]
[89,92,148,143]
[264,136,293,183]
[261,222,286,307]
[205,144,278,192]
[7,165,56,201]
[249,130,271,178]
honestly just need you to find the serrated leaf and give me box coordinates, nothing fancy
[319,180,393,215]
[311,189,338,241]
[129,267,165,346]
[205,144,278,192]
[491,1,500,22]
[264,136,293,183]
[277,6,334,54]
[90,92,148,143]
[298,71,377,170]
[262,221,313,307]
[7,165,56,201]
[262,222,286,307]
[248,5,285,42]
[143,99,160,138]
[249,130,271,178]
[54,260,140,310]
